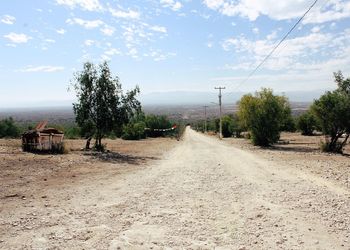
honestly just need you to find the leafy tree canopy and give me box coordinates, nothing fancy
[72,61,141,151]
[238,88,291,146]
[311,71,350,153]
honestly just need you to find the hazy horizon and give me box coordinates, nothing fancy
[0,88,328,110]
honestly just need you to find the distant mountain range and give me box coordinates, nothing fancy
[0,89,332,111]
[139,89,331,105]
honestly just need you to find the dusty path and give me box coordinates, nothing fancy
[1,128,350,249]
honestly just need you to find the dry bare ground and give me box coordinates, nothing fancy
[0,128,349,249]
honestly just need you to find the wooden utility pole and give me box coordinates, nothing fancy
[203,105,208,133]
[215,86,225,139]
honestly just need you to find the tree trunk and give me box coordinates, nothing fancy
[85,137,92,150]
[340,133,349,151]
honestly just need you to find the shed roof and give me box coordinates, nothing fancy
[22,121,64,136]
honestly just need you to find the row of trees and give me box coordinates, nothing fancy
[194,71,349,153]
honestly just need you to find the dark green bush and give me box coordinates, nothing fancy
[238,88,290,146]
[0,117,20,138]
[222,115,234,138]
[145,115,172,137]
[297,111,318,136]
[122,121,146,140]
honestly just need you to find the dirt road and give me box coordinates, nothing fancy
[1,128,350,249]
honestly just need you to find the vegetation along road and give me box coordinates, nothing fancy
[1,128,349,249]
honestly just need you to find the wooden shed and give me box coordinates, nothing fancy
[22,121,64,152]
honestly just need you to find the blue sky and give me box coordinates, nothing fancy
[1,0,350,107]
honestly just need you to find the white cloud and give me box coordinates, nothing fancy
[266,30,278,40]
[4,33,31,44]
[150,25,167,33]
[1,15,16,25]
[203,0,350,23]
[56,28,66,34]
[84,39,95,46]
[311,26,322,33]
[252,27,259,34]
[56,0,103,11]
[44,39,56,43]
[66,18,104,29]
[303,0,350,24]
[19,65,65,73]
[222,29,350,73]
[161,0,183,11]
[104,48,121,56]
[109,8,140,19]
[203,0,224,10]
[147,50,176,61]
[128,48,138,59]
[100,25,115,36]
[100,48,122,61]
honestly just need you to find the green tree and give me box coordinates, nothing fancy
[237,88,289,146]
[279,98,296,132]
[297,111,318,136]
[72,61,141,151]
[232,114,243,137]
[221,115,234,138]
[122,112,146,140]
[0,117,20,138]
[145,114,172,137]
[311,71,350,153]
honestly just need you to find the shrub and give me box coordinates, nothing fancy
[297,111,318,136]
[280,102,296,132]
[145,115,172,137]
[122,121,146,140]
[0,117,20,138]
[320,140,343,154]
[238,88,290,146]
[221,115,234,138]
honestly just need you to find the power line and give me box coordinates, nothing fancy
[235,0,319,90]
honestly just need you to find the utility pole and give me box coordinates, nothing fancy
[203,105,208,133]
[215,86,225,139]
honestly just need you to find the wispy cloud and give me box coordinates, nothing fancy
[1,15,16,25]
[203,0,350,23]
[4,33,31,43]
[84,39,95,46]
[222,29,350,73]
[101,25,115,36]
[161,0,183,11]
[150,25,167,33]
[56,28,66,35]
[109,8,140,19]
[18,65,65,73]
[66,18,104,29]
[56,0,103,12]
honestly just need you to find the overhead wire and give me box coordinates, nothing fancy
[229,0,320,92]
